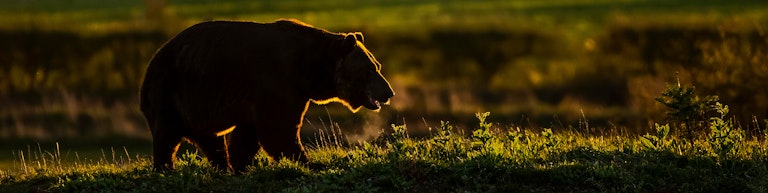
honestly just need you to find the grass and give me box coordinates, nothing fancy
[1,113,767,192]
[0,137,154,171]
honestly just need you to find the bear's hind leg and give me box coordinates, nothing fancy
[228,125,263,173]
[187,134,231,171]
[148,117,184,171]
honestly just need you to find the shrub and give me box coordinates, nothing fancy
[655,81,720,139]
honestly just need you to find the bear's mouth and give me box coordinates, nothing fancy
[363,92,390,110]
[363,95,382,110]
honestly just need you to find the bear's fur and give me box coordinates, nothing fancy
[139,19,394,172]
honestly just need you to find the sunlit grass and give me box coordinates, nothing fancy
[3,82,768,191]
[2,113,767,192]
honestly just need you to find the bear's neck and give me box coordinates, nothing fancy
[306,60,338,101]
[290,32,340,102]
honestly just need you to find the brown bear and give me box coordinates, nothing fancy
[139,19,394,172]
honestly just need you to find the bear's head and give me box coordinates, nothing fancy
[330,32,394,112]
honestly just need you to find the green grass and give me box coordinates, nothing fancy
[0,138,154,171]
[2,115,767,192]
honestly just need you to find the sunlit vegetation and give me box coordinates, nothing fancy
[2,91,767,192]
[2,1,768,191]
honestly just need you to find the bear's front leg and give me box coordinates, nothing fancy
[228,124,263,173]
[257,123,309,164]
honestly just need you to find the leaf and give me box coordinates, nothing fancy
[639,135,656,149]
[655,123,670,140]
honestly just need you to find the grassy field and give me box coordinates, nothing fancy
[3,85,768,192]
[1,110,767,192]
[0,138,154,171]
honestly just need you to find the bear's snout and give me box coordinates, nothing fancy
[364,75,394,110]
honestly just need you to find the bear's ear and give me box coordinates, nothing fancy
[341,34,357,51]
[331,34,357,57]
[353,32,364,43]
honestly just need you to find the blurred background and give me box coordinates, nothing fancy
[1,0,767,168]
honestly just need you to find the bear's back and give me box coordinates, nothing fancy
[172,20,332,44]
